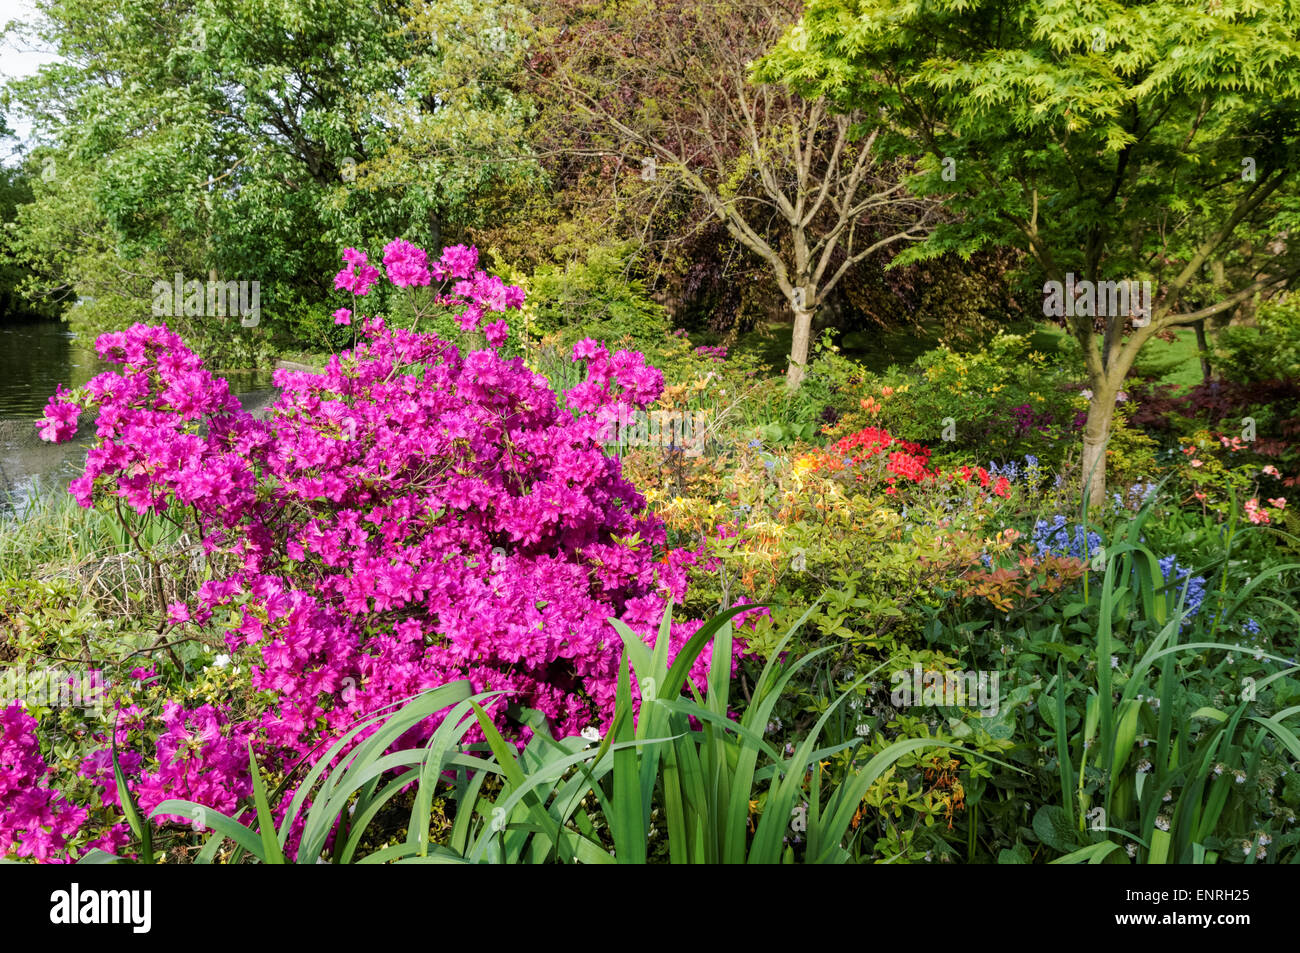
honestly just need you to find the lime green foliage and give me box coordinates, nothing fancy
[513,244,673,353]
[1215,299,1300,385]
[878,333,1079,465]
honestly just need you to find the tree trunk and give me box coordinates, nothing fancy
[1194,319,1212,382]
[785,291,813,390]
[1081,384,1117,510]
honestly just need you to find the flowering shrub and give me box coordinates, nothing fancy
[826,334,1081,467]
[1172,432,1290,528]
[0,703,87,862]
[809,424,1011,498]
[29,241,720,854]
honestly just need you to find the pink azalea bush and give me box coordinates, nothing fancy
[0,703,88,862]
[20,240,730,858]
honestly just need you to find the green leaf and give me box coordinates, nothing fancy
[1033,804,1079,854]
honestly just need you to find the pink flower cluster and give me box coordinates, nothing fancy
[29,241,728,855]
[1244,497,1286,525]
[334,248,381,296]
[0,704,87,862]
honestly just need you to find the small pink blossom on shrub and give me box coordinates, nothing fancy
[382,239,431,288]
[334,248,381,296]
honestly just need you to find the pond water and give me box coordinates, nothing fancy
[0,321,278,511]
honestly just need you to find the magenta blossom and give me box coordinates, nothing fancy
[382,238,432,288]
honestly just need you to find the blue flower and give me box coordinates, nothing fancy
[1157,555,1207,623]
[748,439,762,449]
[1031,516,1102,560]
[989,459,1021,482]
[1244,618,1261,635]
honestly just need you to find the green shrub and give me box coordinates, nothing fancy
[1214,298,1300,384]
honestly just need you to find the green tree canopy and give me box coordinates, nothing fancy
[761,0,1300,502]
[3,0,539,361]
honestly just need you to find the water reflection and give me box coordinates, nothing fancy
[0,321,108,419]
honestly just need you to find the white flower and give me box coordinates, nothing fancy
[580,726,601,743]
[855,723,871,737]
[1081,388,1094,400]
[212,654,231,670]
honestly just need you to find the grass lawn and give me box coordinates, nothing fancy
[1025,323,1208,390]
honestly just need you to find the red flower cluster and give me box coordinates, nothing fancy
[828,427,932,492]
[955,465,1012,498]
[830,426,930,463]
[823,426,1011,498]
